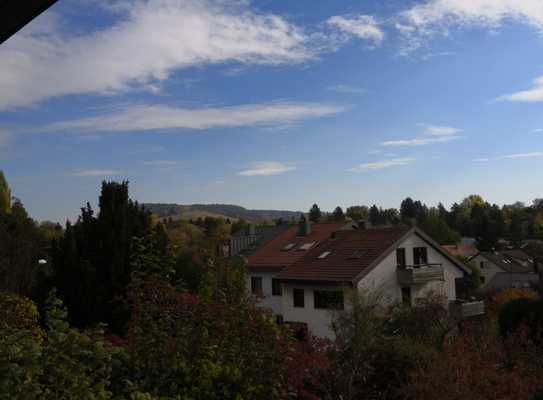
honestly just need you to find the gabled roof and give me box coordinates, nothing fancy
[276,226,470,283]
[482,272,540,292]
[477,251,533,273]
[246,222,352,269]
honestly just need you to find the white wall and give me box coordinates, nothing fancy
[247,270,283,315]
[358,234,464,305]
[281,282,341,338]
[470,254,502,288]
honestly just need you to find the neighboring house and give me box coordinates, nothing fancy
[251,225,469,338]
[442,243,478,259]
[246,220,357,319]
[229,224,290,257]
[484,272,540,292]
[470,250,538,290]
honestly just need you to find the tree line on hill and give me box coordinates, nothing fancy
[2,170,543,399]
[306,194,543,250]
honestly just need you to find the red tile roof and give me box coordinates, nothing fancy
[246,222,351,269]
[276,226,412,283]
[442,244,478,258]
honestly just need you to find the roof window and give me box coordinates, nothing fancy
[297,242,316,251]
[281,243,296,251]
[318,251,332,259]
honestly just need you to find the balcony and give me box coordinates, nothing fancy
[397,264,444,285]
[450,300,485,319]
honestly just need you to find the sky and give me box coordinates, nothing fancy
[2,0,543,222]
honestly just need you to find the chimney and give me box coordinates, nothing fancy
[298,217,311,236]
[358,220,366,230]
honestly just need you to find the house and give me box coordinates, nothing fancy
[249,224,470,338]
[229,224,290,257]
[245,220,357,318]
[471,250,540,291]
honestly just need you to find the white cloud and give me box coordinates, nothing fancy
[327,84,368,95]
[327,15,385,45]
[418,123,462,136]
[382,135,460,146]
[496,76,543,102]
[531,128,543,134]
[397,0,543,53]
[504,152,543,159]
[44,102,346,132]
[72,169,123,177]
[142,160,178,166]
[382,123,462,146]
[0,0,313,110]
[348,157,415,172]
[238,161,295,176]
[472,152,543,162]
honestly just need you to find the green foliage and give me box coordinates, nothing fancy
[0,171,11,215]
[52,181,153,328]
[0,200,43,296]
[346,205,369,221]
[308,203,322,223]
[419,210,461,245]
[333,206,345,222]
[499,297,543,339]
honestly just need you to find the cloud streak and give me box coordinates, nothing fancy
[43,102,347,132]
[0,0,313,110]
[348,157,415,172]
[381,123,463,146]
[238,161,296,176]
[327,15,385,45]
[496,76,543,102]
[396,0,543,54]
[472,152,543,162]
[327,84,368,95]
[72,169,123,177]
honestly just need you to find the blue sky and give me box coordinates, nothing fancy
[2,0,543,222]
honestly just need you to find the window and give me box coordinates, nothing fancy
[480,276,485,284]
[275,314,284,325]
[413,247,428,265]
[297,242,316,251]
[272,279,282,296]
[251,277,263,296]
[480,261,484,269]
[318,251,332,259]
[293,288,305,308]
[281,243,296,251]
[401,287,411,306]
[314,290,344,310]
[396,248,406,267]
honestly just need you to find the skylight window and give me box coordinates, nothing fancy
[298,242,316,251]
[348,249,367,259]
[318,251,332,259]
[281,243,296,251]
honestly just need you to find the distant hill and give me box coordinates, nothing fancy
[144,203,302,222]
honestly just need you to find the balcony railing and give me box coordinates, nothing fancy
[397,264,444,285]
[450,300,485,319]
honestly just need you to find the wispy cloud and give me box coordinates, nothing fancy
[72,169,123,177]
[496,76,543,102]
[349,157,415,172]
[531,128,543,134]
[142,160,178,167]
[0,0,313,110]
[327,15,385,45]
[382,123,463,146]
[43,102,347,132]
[396,0,543,54]
[418,123,462,136]
[238,161,296,176]
[327,84,368,95]
[472,152,543,162]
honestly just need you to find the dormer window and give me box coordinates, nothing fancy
[297,242,315,251]
[281,243,296,251]
[318,251,332,259]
